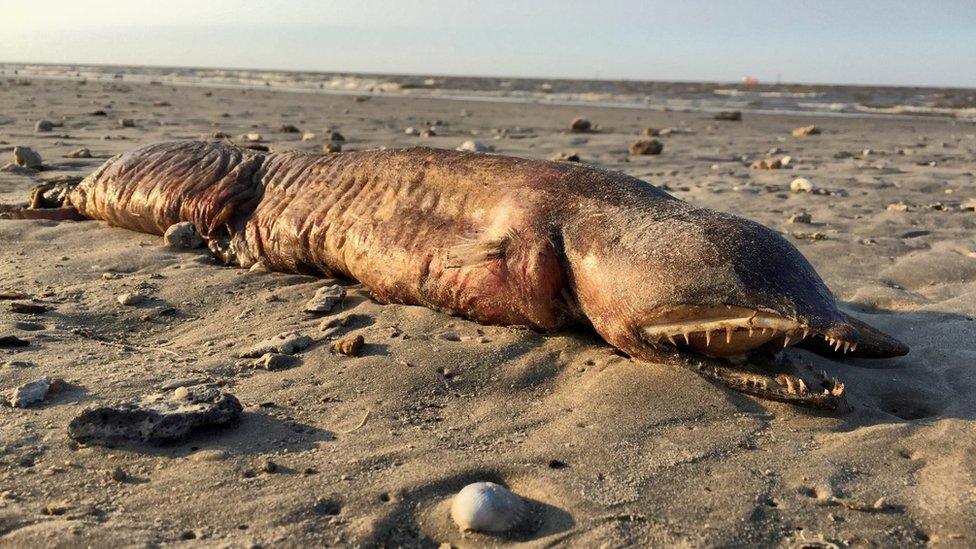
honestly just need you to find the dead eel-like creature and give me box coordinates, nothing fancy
[5,140,909,409]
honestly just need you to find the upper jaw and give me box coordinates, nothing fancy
[639,304,858,358]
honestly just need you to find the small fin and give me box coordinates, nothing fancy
[445,228,519,269]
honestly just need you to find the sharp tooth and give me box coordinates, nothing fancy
[851,342,858,352]
[783,335,792,348]
[797,379,808,394]
[802,328,809,339]
[834,340,843,352]
[785,378,796,394]
[705,330,712,346]
[667,334,677,345]
[748,326,754,337]
[843,342,851,353]
[683,332,690,345]
[726,326,733,343]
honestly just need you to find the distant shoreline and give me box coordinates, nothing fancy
[3,62,975,122]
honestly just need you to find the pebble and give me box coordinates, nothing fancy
[67,386,243,445]
[751,158,782,170]
[451,482,527,533]
[9,301,48,314]
[456,140,493,153]
[714,111,742,121]
[34,120,54,132]
[792,125,821,137]
[628,139,663,156]
[304,284,346,314]
[162,222,204,249]
[301,132,316,141]
[329,131,346,142]
[13,146,42,168]
[118,118,136,128]
[887,202,910,212]
[117,292,147,306]
[332,334,364,357]
[790,178,815,193]
[0,335,30,348]
[8,376,60,408]
[277,124,301,133]
[240,331,312,357]
[404,127,420,136]
[569,117,591,133]
[245,133,262,142]
[789,211,812,224]
[322,142,342,153]
[64,148,92,159]
[551,152,581,162]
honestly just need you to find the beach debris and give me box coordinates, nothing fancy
[450,482,527,533]
[404,127,420,136]
[642,128,660,137]
[0,335,30,348]
[7,376,61,408]
[790,177,815,193]
[792,125,821,137]
[90,109,108,116]
[421,128,437,138]
[301,132,316,141]
[551,152,581,162]
[961,198,976,212]
[116,292,147,306]
[887,202,910,212]
[13,146,42,169]
[788,211,812,224]
[322,142,342,153]
[118,118,136,128]
[67,386,243,445]
[0,290,28,300]
[252,352,299,371]
[162,222,204,249]
[456,140,493,153]
[304,284,346,314]
[628,139,663,156]
[332,334,364,357]
[751,158,782,170]
[9,301,48,314]
[240,331,312,357]
[34,120,54,132]
[714,111,742,121]
[211,131,231,139]
[64,147,92,159]
[821,495,894,513]
[245,133,263,142]
[277,124,301,133]
[0,163,36,175]
[329,131,346,142]
[569,117,592,133]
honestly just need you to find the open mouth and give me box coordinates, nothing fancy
[641,305,857,358]
[640,305,854,409]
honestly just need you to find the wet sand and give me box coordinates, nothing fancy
[1,77,975,547]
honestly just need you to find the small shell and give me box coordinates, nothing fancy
[450,482,526,533]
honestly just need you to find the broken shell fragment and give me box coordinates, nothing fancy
[450,482,527,533]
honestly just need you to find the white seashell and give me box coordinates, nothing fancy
[450,482,526,532]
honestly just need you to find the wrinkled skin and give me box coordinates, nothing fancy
[10,141,908,408]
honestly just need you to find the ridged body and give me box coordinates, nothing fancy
[68,140,853,361]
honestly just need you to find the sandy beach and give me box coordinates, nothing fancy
[1,76,975,547]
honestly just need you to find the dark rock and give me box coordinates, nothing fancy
[569,117,591,133]
[628,139,663,156]
[67,386,243,444]
[714,111,742,121]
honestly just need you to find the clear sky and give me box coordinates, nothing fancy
[2,0,974,87]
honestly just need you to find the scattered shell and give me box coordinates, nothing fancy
[252,352,299,371]
[642,128,660,137]
[322,142,342,153]
[118,118,136,128]
[569,117,591,133]
[13,146,42,169]
[304,284,346,314]
[404,127,420,136]
[301,132,316,141]
[456,140,493,153]
[67,386,242,444]
[163,222,204,249]
[329,131,346,142]
[450,482,527,533]
[789,211,812,224]
[751,158,782,170]
[245,133,263,142]
[332,334,364,357]
[117,292,147,306]
[240,331,312,357]
[887,202,910,212]
[790,178,815,193]
[35,120,54,132]
[714,111,742,121]
[628,139,663,156]
[64,147,92,159]
[277,124,301,133]
[792,125,821,137]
